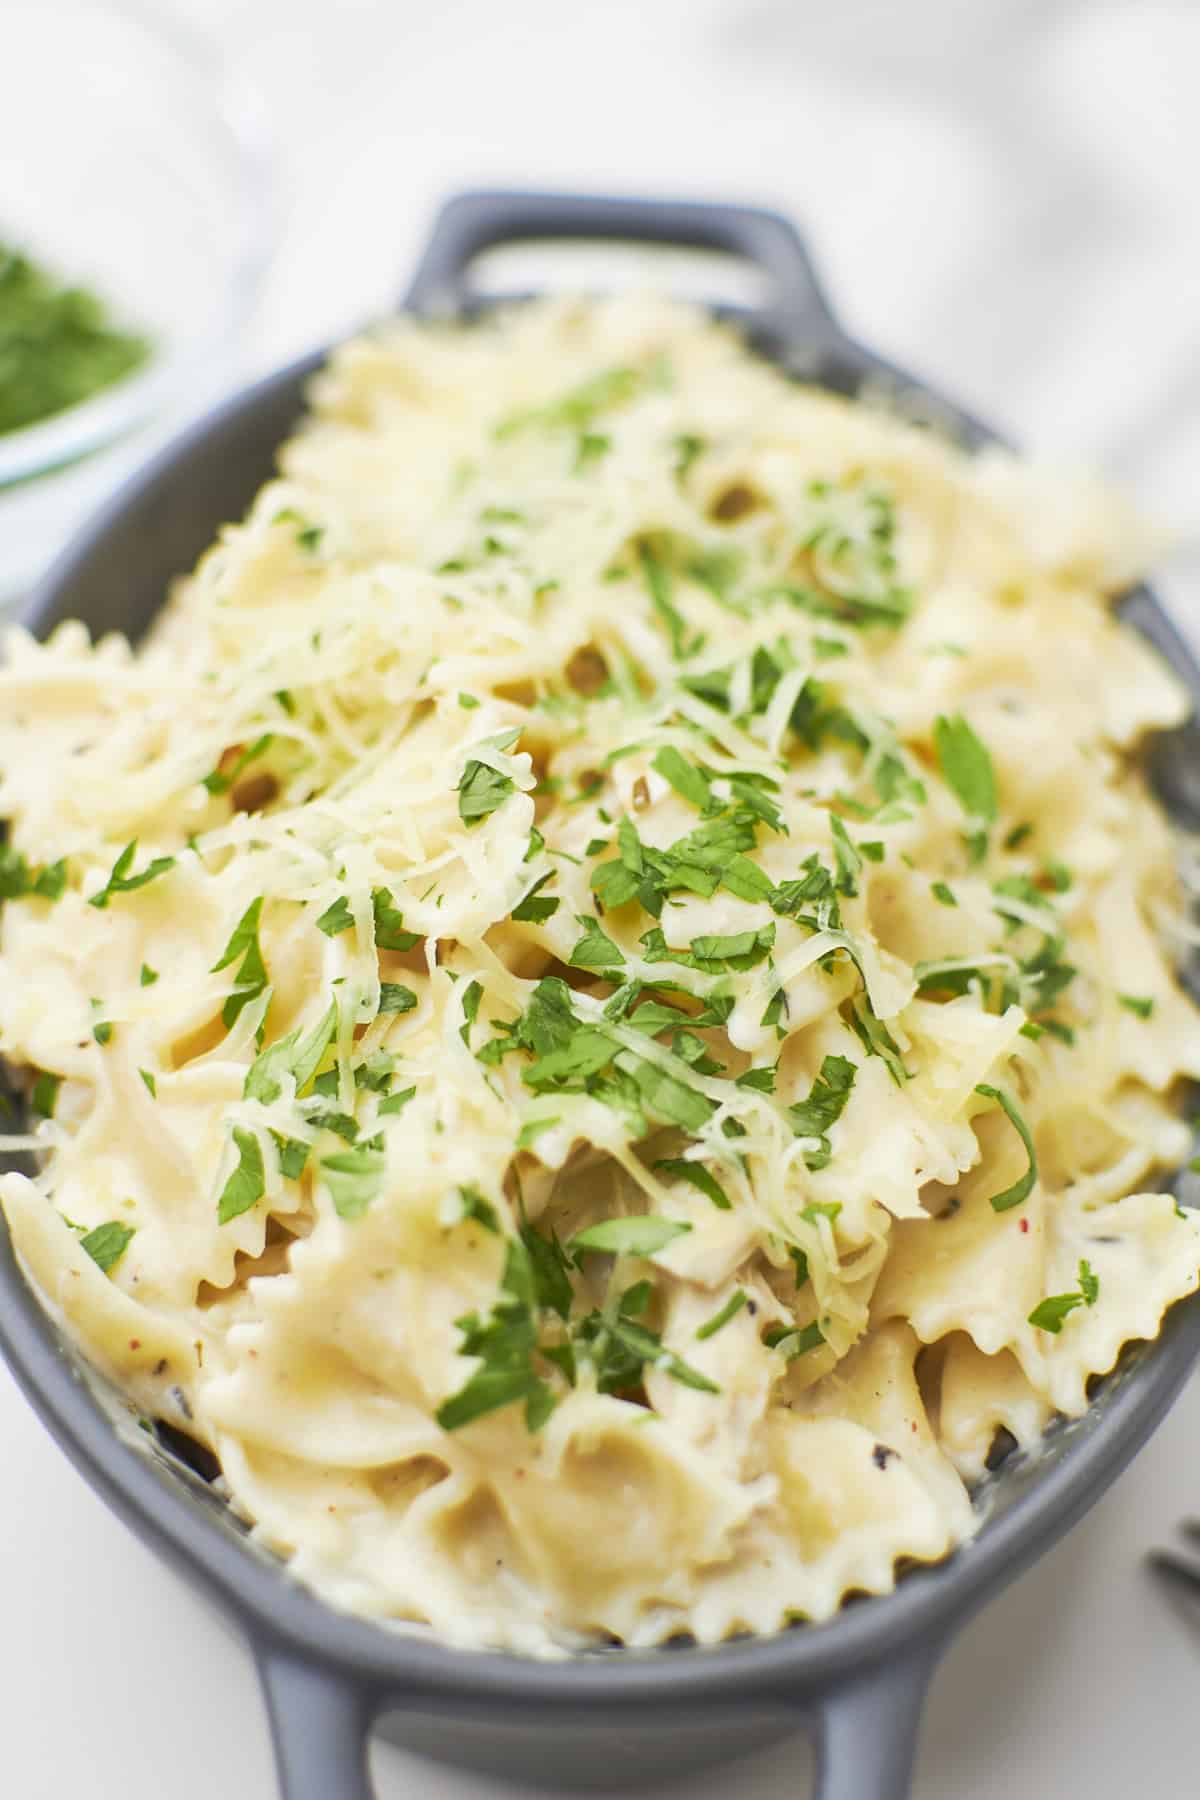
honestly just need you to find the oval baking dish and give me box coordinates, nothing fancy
[2,190,1199,1800]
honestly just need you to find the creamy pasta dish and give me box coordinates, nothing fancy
[2,295,1199,1654]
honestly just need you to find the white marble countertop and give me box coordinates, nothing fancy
[4,2,1200,1793]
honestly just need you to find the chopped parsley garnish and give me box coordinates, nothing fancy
[830,814,862,896]
[372,887,421,951]
[496,364,643,441]
[674,432,705,478]
[695,1290,748,1340]
[1028,1259,1099,1333]
[32,858,67,900]
[30,1072,60,1117]
[315,895,355,937]
[511,872,559,923]
[764,1319,825,1359]
[139,962,159,987]
[211,897,268,1029]
[446,1183,500,1233]
[934,713,997,862]
[575,430,610,470]
[571,1217,691,1258]
[641,922,775,973]
[139,1069,157,1098]
[88,840,176,909]
[244,1002,337,1105]
[460,979,483,1046]
[202,733,273,797]
[654,1158,732,1210]
[378,982,418,1015]
[568,914,625,971]
[458,759,515,826]
[79,1220,135,1274]
[322,1147,386,1219]
[651,745,710,810]
[638,538,699,660]
[516,1115,559,1150]
[974,1083,1037,1211]
[578,1309,718,1395]
[272,1133,310,1180]
[0,242,151,434]
[435,1237,558,1432]
[217,1127,266,1223]
[378,1085,417,1117]
[787,1055,857,1169]
[1118,993,1155,1019]
[931,881,957,907]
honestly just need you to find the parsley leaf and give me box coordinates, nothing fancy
[378,1086,416,1117]
[638,538,698,660]
[88,840,176,910]
[30,1072,60,1117]
[460,978,483,1046]
[1118,993,1155,1019]
[788,1054,857,1168]
[211,897,268,1029]
[695,1290,748,1339]
[764,1319,825,1359]
[33,858,67,900]
[321,1146,386,1219]
[315,895,354,937]
[568,914,626,971]
[378,982,418,1015]
[372,887,421,951]
[571,1217,691,1258]
[654,1158,732,1210]
[593,1314,718,1393]
[830,814,862,896]
[217,1127,266,1223]
[449,1183,500,1233]
[79,1220,135,1274]
[511,872,560,923]
[244,1002,337,1105]
[934,714,997,861]
[974,1082,1038,1211]
[516,1115,560,1151]
[272,1133,310,1180]
[436,1239,556,1433]
[1028,1262,1098,1334]
[651,746,710,810]
[458,736,520,826]
[202,733,273,797]
[848,994,910,1087]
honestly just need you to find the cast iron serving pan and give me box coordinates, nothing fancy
[3,191,1200,1800]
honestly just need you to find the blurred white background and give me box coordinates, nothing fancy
[3,0,1200,1794]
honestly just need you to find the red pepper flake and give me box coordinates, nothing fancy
[129,1338,141,1351]
[1019,1218,1029,1234]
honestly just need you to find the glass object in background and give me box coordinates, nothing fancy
[0,0,275,609]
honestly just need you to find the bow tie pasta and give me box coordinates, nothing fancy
[2,294,1199,1654]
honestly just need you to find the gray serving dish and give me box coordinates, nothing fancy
[2,191,1199,1800]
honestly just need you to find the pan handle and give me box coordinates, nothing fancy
[811,1647,940,1800]
[403,188,842,343]
[257,1648,377,1800]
